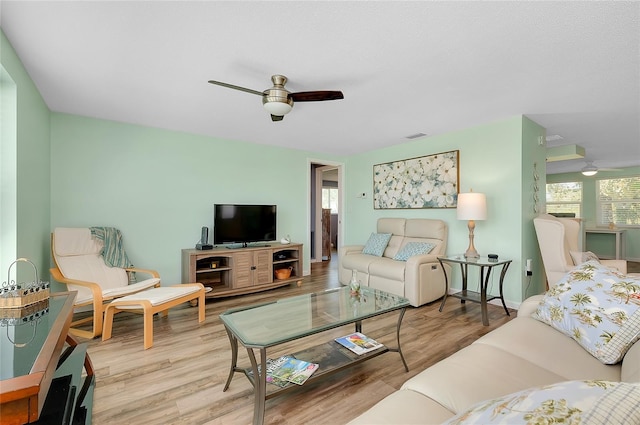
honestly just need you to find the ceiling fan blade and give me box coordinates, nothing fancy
[207,80,264,96]
[271,114,284,122]
[289,91,344,102]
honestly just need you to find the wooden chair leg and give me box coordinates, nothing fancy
[197,291,205,323]
[92,304,104,338]
[143,307,154,350]
[102,306,116,341]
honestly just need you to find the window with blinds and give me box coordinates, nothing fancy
[596,177,640,227]
[546,182,582,217]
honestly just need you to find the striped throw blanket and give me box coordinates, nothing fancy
[90,227,133,268]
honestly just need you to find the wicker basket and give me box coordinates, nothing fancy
[1,258,50,309]
[274,267,293,280]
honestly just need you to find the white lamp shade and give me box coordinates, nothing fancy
[263,100,293,116]
[457,192,487,220]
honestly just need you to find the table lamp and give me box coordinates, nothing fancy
[457,190,487,258]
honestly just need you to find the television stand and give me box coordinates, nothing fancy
[181,243,303,299]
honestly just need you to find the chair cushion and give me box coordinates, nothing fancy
[102,278,160,299]
[369,257,406,281]
[111,286,201,309]
[56,253,130,303]
[54,227,103,256]
[341,253,380,273]
[54,227,160,305]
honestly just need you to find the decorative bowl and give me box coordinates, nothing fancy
[274,267,293,280]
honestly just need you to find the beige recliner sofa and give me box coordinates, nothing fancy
[348,294,640,424]
[339,218,451,307]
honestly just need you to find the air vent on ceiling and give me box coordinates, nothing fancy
[405,133,427,140]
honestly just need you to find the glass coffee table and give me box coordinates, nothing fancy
[219,286,410,425]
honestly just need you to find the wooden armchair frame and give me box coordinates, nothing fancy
[50,232,161,339]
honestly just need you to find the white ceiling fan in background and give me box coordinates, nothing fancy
[580,160,622,176]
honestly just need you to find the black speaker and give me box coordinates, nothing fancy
[196,226,213,250]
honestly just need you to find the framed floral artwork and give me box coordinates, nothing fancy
[373,150,459,209]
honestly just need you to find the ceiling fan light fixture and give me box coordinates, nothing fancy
[581,163,598,176]
[208,73,342,121]
[263,98,293,116]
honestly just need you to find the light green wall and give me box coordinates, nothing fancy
[344,116,547,305]
[521,117,548,296]
[547,167,640,261]
[50,113,340,283]
[3,30,548,305]
[0,30,51,281]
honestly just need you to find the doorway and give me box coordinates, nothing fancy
[309,161,343,263]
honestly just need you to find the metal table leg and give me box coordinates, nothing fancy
[222,326,238,392]
[498,262,511,316]
[247,347,268,425]
[438,258,449,312]
[480,265,490,326]
[393,307,409,372]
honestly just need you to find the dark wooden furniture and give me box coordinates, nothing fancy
[322,208,331,260]
[0,292,94,424]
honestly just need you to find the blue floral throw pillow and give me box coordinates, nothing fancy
[393,242,436,261]
[362,233,392,257]
[532,261,640,364]
[443,380,640,425]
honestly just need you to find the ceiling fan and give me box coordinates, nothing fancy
[580,160,622,176]
[207,74,344,121]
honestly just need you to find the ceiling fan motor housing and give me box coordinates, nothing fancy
[262,75,293,115]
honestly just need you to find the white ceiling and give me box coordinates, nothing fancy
[2,1,638,174]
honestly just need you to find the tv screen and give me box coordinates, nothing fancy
[214,204,277,246]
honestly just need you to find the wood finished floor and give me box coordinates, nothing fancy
[84,258,516,425]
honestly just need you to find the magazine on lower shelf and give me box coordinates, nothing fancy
[269,357,319,385]
[246,355,294,388]
[334,332,384,355]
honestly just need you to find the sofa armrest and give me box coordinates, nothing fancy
[404,254,449,307]
[622,339,640,383]
[517,295,544,317]
[600,259,627,275]
[341,245,365,256]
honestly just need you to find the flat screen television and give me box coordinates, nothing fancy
[214,204,277,246]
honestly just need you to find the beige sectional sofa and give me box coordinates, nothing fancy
[350,261,640,425]
[339,218,451,307]
[349,291,640,424]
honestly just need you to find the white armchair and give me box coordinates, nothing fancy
[50,227,161,338]
[533,214,627,288]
